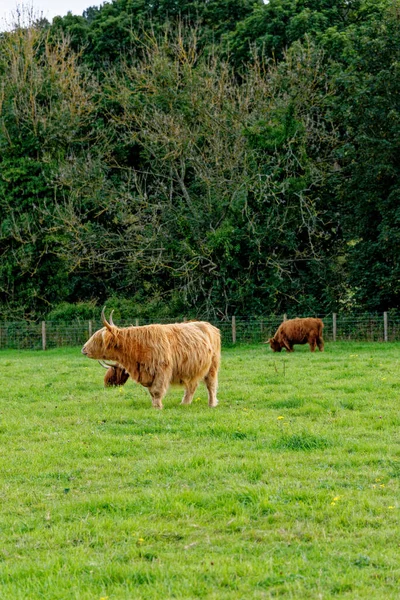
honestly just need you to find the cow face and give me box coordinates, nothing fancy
[268,337,282,352]
[104,365,130,387]
[82,327,119,360]
[82,307,121,360]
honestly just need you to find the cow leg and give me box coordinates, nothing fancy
[317,337,324,352]
[309,337,317,352]
[204,365,219,408]
[148,374,169,409]
[181,380,199,405]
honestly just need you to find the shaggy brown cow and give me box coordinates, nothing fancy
[81,309,221,409]
[268,317,324,352]
[99,361,130,387]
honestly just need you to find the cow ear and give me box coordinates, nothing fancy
[102,328,119,349]
[110,334,120,349]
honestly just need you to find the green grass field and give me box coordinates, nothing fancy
[1,342,399,599]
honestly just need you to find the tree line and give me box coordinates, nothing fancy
[0,0,399,321]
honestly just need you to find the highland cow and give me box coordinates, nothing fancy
[82,309,221,409]
[268,317,324,352]
[99,361,130,387]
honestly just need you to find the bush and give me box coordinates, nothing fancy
[45,301,98,322]
[102,294,188,323]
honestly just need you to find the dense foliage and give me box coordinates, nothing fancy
[0,0,399,319]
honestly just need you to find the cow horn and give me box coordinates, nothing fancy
[109,310,115,326]
[98,360,117,369]
[101,306,113,331]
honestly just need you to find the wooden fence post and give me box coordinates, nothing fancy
[88,320,92,339]
[42,321,46,351]
[283,313,287,321]
[333,313,337,342]
[232,316,236,344]
[135,319,139,327]
[384,311,388,342]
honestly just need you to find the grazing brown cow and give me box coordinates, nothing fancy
[268,317,324,352]
[82,309,221,409]
[99,361,130,387]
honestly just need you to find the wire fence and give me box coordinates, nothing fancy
[0,312,399,351]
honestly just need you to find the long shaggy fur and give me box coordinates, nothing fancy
[104,364,130,387]
[268,317,324,352]
[82,319,221,409]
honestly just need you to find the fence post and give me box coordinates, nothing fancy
[283,313,287,321]
[135,319,139,327]
[88,320,92,339]
[384,311,388,342]
[333,313,337,342]
[232,316,236,344]
[42,321,46,351]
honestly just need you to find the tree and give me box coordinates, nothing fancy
[324,0,400,310]
[47,30,341,317]
[223,0,390,67]
[51,0,261,68]
[0,26,101,318]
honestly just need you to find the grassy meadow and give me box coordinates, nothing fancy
[0,342,399,599]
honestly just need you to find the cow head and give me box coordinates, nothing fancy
[81,307,120,360]
[267,337,282,352]
[99,361,130,387]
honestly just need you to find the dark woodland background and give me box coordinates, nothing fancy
[1,0,399,321]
